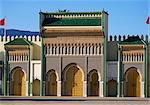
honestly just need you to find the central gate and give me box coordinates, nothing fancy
[63,64,83,96]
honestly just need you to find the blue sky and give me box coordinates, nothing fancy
[0,0,149,35]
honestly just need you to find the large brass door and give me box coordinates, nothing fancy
[65,66,83,96]
[73,67,83,96]
[32,79,40,96]
[46,70,57,96]
[12,68,25,96]
[90,72,99,96]
[65,67,74,96]
[126,68,140,97]
[48,72,57,96]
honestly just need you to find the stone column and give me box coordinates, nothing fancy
[49,45,52,55]
[94,46,96,55]
[100,81,103,97]
[84,46,86,55]
[26,81,28,96]
[100,44,102,55]
[90,45,94,55]
[60,46,62,55]
[87,46,89,55]
[67,46,70,55]
[77,46,79,55]
[57,46,59,55]
[83,81,87,97]
[70,46,73,55]
[53,46,56,55]
[74,46,76,55]
[81,46,83,55]
[141,81,145,97]
[57,81,61,97]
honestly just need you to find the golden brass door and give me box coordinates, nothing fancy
[65,66,83,96]
[48,72,57,96]
[13,68,25,96]
[73,68,83,96]
[126,68,140,97]
[46,70,57,96]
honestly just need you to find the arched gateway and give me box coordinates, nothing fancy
[125,67,140,97]
[46,69,57,96]
[10,67,26,96]
[88,70,99,96]
[62,64,83,96]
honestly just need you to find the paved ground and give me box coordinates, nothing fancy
[1,100,150,105]
[0,97,150,105]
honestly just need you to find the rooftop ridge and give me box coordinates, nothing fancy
[40,11,108,19]
[108,35,149,43]
[0,35,41,43]
[40,11,103,15]
[5,38,32,46]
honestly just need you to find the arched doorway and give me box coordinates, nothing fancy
[46,70,57,96]
[11,67,26,96]
[63,64,83,96]
[88,70,99,96]
[32,79,40,96]
[107,79,117,97]
[125,67,140,97]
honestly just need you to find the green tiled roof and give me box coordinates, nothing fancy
[42,18,101,26]
[5,38,32,46]
[119,36,144,45]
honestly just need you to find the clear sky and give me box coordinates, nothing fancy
[0,0,150,35]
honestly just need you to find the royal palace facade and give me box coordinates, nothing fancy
[0,11,150,97]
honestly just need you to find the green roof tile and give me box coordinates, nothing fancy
[119,36,144,45]
[5,38,32,46]
[42,18,101,26]
[40,11,105,26]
